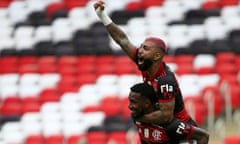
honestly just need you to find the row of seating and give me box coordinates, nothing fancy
[1,1,240,56]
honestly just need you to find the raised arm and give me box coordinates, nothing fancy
[93,0,135,61]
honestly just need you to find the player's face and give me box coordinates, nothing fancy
[137,40,161,71]
[128,91,146,118]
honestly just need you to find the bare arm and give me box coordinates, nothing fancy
[190,127,209,144]
[106,23,135,60]
[94,0,135,60]
[136,100,175,125]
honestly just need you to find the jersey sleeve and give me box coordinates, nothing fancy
[157,74,178,103]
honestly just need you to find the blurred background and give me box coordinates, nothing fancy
[0,0,239,144]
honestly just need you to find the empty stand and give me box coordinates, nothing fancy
[0,1,240,144]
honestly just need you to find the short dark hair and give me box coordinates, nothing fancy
[130,83,158,104]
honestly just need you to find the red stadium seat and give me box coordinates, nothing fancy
[46,2,65,18]
[115,63,136,75]
[38,56,57,65]
[77,55,96,64]
[176,63,194,75]
[77,74,97,87]
[163,55,175,63]
[216,52,236,64]
[228,84,240,109]
[100,96,122,117]
[3,96,20,104]
[81,104,100,113]
[22,97,41,113]
[115,57,136,75]
[202,86,225,117]
[18,64,38,74]
[184,96,207,125]
[0,0,12,7]
[96,55,114,65]
[76,63,96,75]
[108,131,127,142]
[120,97,131,119]
[142,0,164,10]
[57,65,77,76]
[67,134,86,144]
[202,0,220,10]
[57,56,78,66]
[39,88,61,104]
[125,1,143,11]
[175,55,195,64]
[87,131,108,143]
[96,63,115,77]
[25,134,45,144]
[216,63,238,76]
[224,135,240,144]
[219,0,239,8]
[64,0,89,10]
[45,134,65,144]
[18,56,38,66]
[1,99,22,116]
[57,75,80,94]
[38,56,57,73]
[0,56,18,73]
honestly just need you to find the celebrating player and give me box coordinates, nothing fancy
[93,0,209,143]
[128,83,209,144]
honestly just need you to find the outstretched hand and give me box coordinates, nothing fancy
[93,0,105,11]
[93,0,112,26]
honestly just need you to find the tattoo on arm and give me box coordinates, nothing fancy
[106,23,134,59]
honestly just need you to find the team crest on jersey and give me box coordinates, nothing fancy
[152,130,162,141]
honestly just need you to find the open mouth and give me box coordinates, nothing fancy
[138,57,144,65]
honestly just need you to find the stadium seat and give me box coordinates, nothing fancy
[7,0,29,25]
[187,25,205,42]
[142,0,164,10]
[204,17,228,41]
[21,120,42,138]
[87,131,108,143]
[201,0,220,10]
[44,134,64,144]
[39,88,61,104]
[202,86,225,117]
[25,134,45,144]
[125,1,143,11]
[52,18,73,43]
[219,0,239,8]
[46,2,65,19]
[184,97,207,125]
[22,97,41,113]
[108,131,127,143]
[193,54,216,74]
[224,135,240,144]
[1,97,22,116]
[0,0,12,8]
[1,122,24,143]
[67,134,86,144]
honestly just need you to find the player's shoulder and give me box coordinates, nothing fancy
[160,63,176,80]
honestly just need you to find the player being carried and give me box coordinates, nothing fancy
[128,82,209,144]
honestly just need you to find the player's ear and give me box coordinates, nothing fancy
[154,52,163,61]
